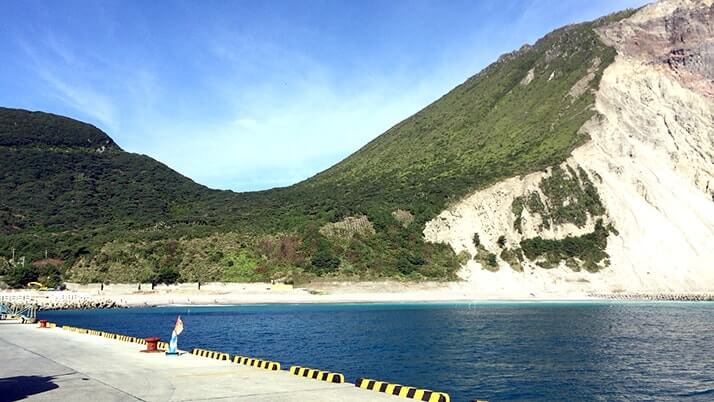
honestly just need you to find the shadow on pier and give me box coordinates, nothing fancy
[0,375,59,401]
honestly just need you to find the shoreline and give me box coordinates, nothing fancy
[10,296,714,312]
[4,281,714,311]
[152,298,714,309]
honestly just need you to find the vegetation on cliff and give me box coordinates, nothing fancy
[0,10,635,285]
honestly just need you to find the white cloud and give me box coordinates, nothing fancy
[37,69,118,130]
[232,118,258,129]
[7,0,651,192]
[17,37,119,130]
[144,60,454,191]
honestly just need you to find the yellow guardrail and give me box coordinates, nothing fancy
[191,348,230,361]
[355,378,450,402]
[233,355,280,371]
[115,334,136,343]
[64,326,88,334]
[290,366,344,384]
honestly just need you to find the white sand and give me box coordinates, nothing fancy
[6,281,714,311]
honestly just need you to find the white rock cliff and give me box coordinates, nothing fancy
[424,0,714,296]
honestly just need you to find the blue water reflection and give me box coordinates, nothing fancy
[40,302,714,401]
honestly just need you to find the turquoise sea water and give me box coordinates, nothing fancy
[40,302,714,401]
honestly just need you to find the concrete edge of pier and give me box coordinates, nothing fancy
[0,321,411,401]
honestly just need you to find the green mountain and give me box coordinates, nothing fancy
[0,10,634,286]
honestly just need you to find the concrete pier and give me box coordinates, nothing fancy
[0,322,401,401]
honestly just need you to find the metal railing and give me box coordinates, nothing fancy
[0,301,37,322]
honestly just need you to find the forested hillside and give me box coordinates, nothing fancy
[0,10,634,286]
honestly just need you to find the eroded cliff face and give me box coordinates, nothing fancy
[424,0,714,295]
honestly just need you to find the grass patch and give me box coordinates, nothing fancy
[519,219,616,272]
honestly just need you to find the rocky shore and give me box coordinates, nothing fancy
[589,293,714,301]
[4,283,714,312]
[2,299,128,311]
[38,299,128,311]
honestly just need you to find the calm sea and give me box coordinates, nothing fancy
[40,302,714,402]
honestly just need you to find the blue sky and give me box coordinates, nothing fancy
[0,0,648,191]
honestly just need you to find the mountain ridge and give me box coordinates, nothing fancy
[6,2,710,293]
[425,0,714,295]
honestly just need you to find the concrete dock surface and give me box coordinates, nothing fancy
[0,322,403,401]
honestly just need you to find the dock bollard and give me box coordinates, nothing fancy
[38,320,48,328]
[141,337,162,353]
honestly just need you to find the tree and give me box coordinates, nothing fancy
[487,253,498,267]
[39,267,62,289]
[153,266,180,285]
[310,241,340,273]
[6,265,39,288]
[0,256,10,275]
[473,233,480,247]
[396,252,425,275]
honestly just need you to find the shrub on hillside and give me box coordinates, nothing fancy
[6,265,40,288]
[0,257,9,275]
[310,242,341,274]
[153,266,180,285]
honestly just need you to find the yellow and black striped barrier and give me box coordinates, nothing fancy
[157,341,169,351]
[115,334,136,343]
[63,326,87,334]
[233,355,280,371]
[60,326,145,347]
[191,348,230,361]
[355,378,450,402]
[290,366,345,384]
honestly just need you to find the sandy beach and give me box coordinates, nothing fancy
[0,281,586,310]
[3,280,713,310]
[116,281,589,307]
